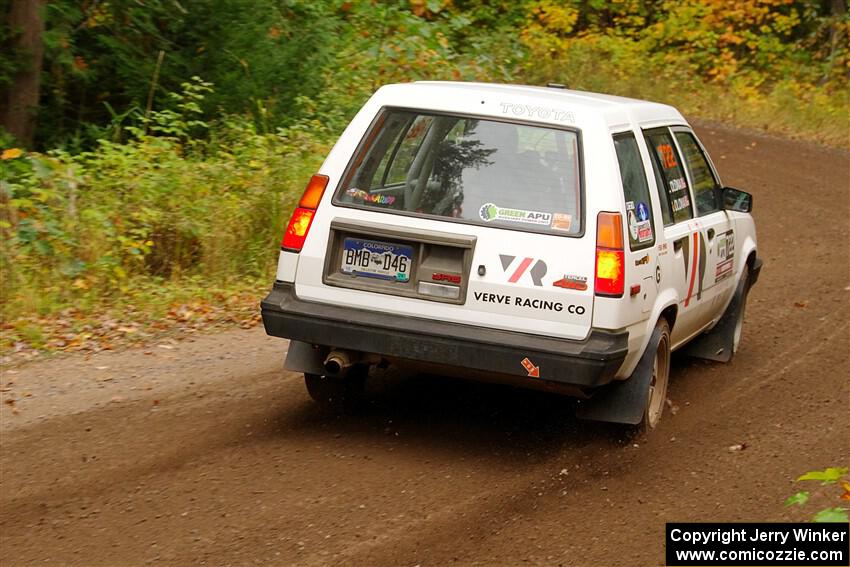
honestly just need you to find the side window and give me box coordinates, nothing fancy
[613,132,655,249]
[645,129,693,224]
[674,131,720,216]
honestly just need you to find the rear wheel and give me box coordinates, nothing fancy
[304,365,367,410]
[641,319,671,431]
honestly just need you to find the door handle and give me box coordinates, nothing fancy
[673,238,685,253]
[707,228,715,240]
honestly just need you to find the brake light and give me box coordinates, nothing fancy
[595,212,625,297]
[280,174,329,252]
[282,208,315,251]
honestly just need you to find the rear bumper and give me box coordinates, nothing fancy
[260,282,628,389]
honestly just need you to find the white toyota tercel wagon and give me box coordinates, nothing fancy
[261,82,762,431]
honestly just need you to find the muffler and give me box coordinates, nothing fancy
[323,350,354,375]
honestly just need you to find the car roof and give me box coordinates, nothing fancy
[384,81,686,129]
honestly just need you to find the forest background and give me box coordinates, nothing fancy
[1,0,847,354]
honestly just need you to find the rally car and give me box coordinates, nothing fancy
[261,81,761,430]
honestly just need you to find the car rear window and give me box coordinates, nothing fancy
[335,109,582,235]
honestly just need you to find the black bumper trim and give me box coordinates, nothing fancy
[261,283,628,388]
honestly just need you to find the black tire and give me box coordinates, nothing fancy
[304,365,367,411]
[635,318,671,433]
[731,265,750,355]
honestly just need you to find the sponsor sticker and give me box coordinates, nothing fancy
[346,187,396,206]
[551,213,573,231]
[636,202,650,222]
[715,258,733,281]
[637,220,653,242]
[716,229,735,261]
[553,274,588,291]
[671,194,691,212]
[668,177,688,193]
[635,254,650,266]
[479,203,552,226]
[715,229,735,282]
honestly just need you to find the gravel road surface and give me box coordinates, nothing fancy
[2,123,848,566]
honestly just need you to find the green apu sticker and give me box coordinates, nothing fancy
[479,203,552,226]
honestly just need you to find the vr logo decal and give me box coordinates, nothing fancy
[500,255,547,286]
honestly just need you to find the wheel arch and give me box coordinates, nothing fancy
[659,303,678,331]
[616,291,679,379]
[737,230,757,281]
[651,288,680,335]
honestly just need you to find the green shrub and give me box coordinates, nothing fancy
[1,80,328,332]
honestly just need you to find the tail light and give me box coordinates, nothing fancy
[594,212,625,297]
[281,174,329,252]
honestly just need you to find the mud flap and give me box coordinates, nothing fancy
[284,340,327,375]
[575,324,663,425]
[681,272,748,363]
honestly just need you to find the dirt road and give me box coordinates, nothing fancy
[1,123,848,567]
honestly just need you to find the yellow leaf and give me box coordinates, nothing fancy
[1,148,23,160]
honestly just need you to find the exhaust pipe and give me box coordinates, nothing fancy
[324,350,354,375]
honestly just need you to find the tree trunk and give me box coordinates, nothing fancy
[1,0,46,147]
[828,0,848,80]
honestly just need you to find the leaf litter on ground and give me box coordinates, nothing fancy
[1,285,263,364]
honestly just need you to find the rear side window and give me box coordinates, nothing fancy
[645,129,693,224]
[613,132,655,249]
[674,131,720,216]
[336,109,583,235]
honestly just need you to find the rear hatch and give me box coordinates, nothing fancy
[295,109,594,341]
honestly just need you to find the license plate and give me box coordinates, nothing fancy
[341,238,413,282]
